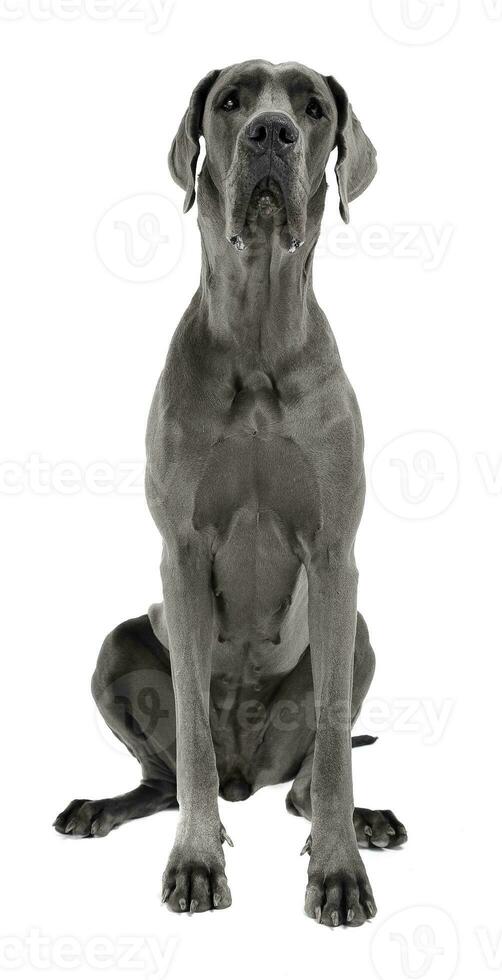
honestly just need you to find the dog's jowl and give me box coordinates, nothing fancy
[54,60,407,927]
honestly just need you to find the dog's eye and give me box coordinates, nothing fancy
[221,93,240,112]
[306,98,323,120]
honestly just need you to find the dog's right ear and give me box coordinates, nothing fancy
[168,69,221,214]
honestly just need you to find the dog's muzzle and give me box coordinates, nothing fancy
[225,111,307,253]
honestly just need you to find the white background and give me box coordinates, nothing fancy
[1,1,502,978]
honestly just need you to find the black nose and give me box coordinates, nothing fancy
[245,112,299,151]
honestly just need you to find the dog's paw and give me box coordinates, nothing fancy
[354,808,408,849]
[162,860,231,913]
[53,798,116,838]
[161,820,233,913]
[304,863,377,928]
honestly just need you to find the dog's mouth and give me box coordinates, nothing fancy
[226,171,306,255]
[248,177,285,219]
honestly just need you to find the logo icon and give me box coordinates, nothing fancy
[95,193,183,282]
[370,431,459,519]
[372,906,459,980]
[371,0,459,45]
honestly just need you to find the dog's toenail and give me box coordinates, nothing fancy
[331,910,340,926]
[315,906,322,923]
[179,898,187,910]
[221,828,234,847]
[190,900,199,912]
[347,908,355,922]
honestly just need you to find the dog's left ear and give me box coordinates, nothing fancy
[168,69,221,213]
[325,76,377,224]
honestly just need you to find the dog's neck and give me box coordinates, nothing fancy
[195,167,328,357]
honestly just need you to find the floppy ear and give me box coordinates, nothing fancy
[168,69,220,213]
[325,76,377,224]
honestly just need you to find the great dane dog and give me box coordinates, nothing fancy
[54,60,407,927]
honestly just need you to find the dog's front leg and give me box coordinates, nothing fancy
[160,535,231,914]
[305,539,376,927]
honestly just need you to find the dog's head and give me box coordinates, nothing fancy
[169,60,377,253]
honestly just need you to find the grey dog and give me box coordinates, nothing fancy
[54,60,407,927]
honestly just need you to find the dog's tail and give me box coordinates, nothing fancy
[351,734,378,748]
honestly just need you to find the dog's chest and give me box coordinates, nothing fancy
[192,372,321,541]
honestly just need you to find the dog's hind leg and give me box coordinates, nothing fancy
[54,615,178,838]
[286,613,407,849]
